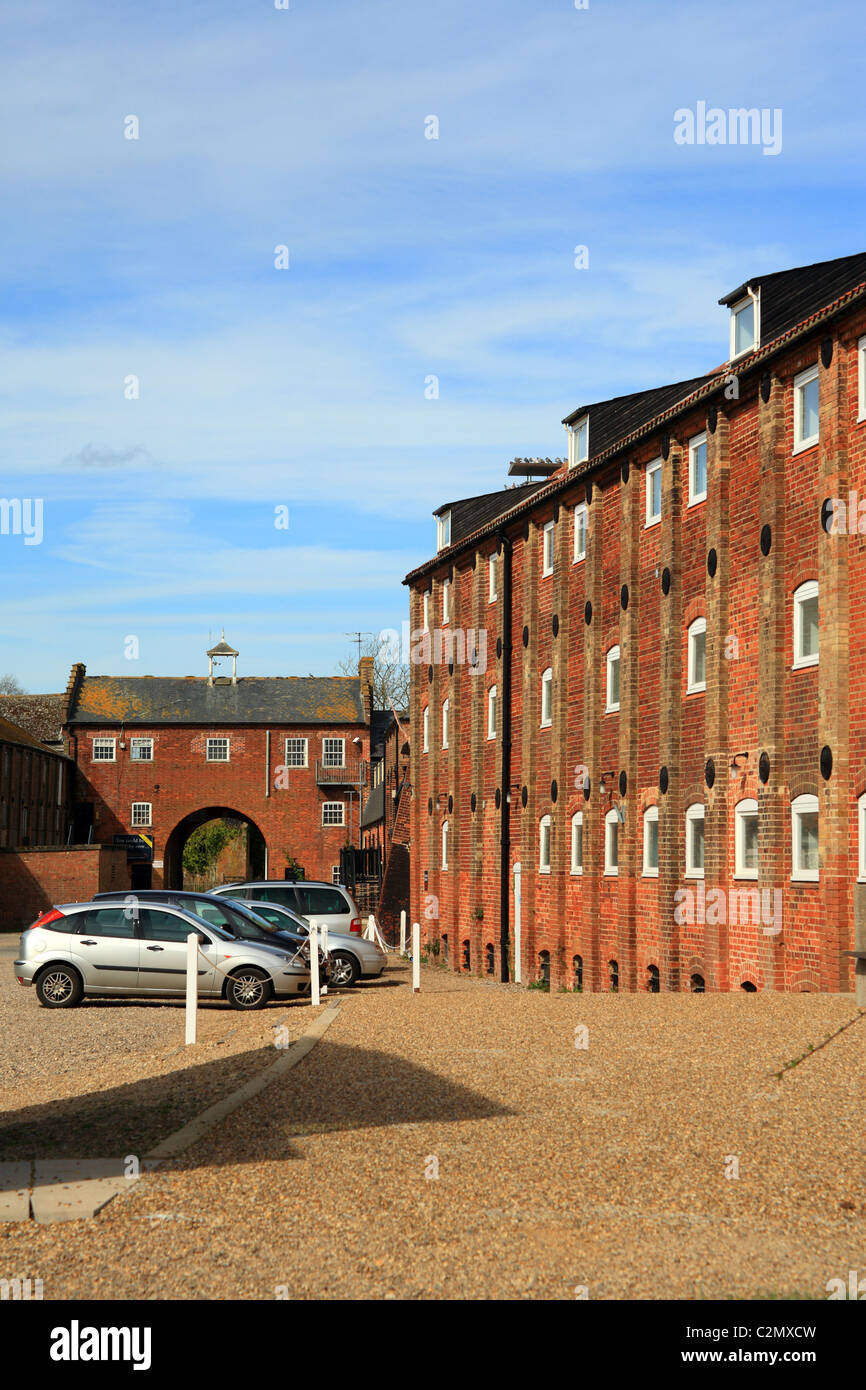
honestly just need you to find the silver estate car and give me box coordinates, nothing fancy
[245,898,385,988]
[13,900,315,1010]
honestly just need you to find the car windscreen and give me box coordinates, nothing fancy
[246,900,309,935]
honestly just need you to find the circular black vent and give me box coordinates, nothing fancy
[471,792,477,812]
[521,786,528,808]
[496,637,503,659]
[583,777,591,802]
[760,524,772,556]
[620,584,629,611]
[820,498,835,534]
[619,770,627,797]
[707,547,718,578]
[821,336,833,368]
[621,459,630,484]
[522,625,529,648]
[707,404,718,434]
[760,372,771,403]
[448,795,453,813]
[551,780,558,803]
[661,567,671,596]
[552,614,559,637]
[705,758,715,788]
[584,601,592,625]
[759,751,770,784]
[820,745,833,780]
[494,788,502,810]
[659,766,669,795]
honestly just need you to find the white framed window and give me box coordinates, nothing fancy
[206,737,230,762]
[539,815,551,873]
[323,737,345,768]
[437,511,451,550]
[331,865,341,885]
[540,667,553,727]
[645,458,662,526]
[422,706,429,753]
[685,803,705,878]
[542,520,555,577]
[92,737,116,762]
[488,553,497,602]
[687,618,707,693]
[573,503,587,562]
[487,685,497,740]
[858,791,866,881]
[859,335,866,422]
[735,798,759,879]
[571,811,583,875]
[441,820,449,870]
[322,801,345,827]
[606,646,621,712]
[130,737,153,762]
[793,364,819,453]
[442,578,451,623]
[730,291,758,359]
[441,699,449,749]
[422,590,430,632]
[604,808,619,876]
[285,737,308,768]
[793,580,819,669]
[688,431,707,505]
[791,794,819,881]
[643,806,659,877]
[131,802,152,827]
[568,416,589,468]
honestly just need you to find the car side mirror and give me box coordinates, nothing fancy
[197,932,210,944]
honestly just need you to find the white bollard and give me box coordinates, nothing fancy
[320,923,329,995]
[185,932,198,1045]
[309,922,320,1006]
[412,921,420,993]
[400,909,407,954]
[513,861,522,985]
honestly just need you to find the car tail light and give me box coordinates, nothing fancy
[30,908,65,930]
[350,917,362,934]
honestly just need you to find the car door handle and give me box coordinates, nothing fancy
[79,939,97,946]
[145,945,164,952]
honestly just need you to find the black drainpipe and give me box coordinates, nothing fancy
[497,528,513,983]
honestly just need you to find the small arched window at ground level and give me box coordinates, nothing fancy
[485,943,495,975]
[690,973,705,993]
[573,954,583,990]
[608,959,619,992]
[539,950,551,988]
[647,964,660,993]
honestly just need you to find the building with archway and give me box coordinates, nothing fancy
[61,642,375,890]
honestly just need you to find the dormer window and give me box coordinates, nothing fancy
[568,416,589,469]
[730,292,759,359]
[437,510,452,550]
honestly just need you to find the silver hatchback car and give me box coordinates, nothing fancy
[14,900,315,1010]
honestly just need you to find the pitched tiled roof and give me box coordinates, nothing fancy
[0,695,65,746]
[433,484,546,547]
[562,373,716,444]
[0,712,68,755]
[719,250,866,347]
[66,676,366,726]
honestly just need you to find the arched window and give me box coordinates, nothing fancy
[573,503,587,562]
[571,811,583,874]
[539,950,551,987]
[606,646,621,712]
[643,806,659,876]
[793,580,819,669]
[609,960,619,992]
[485,943,495,975]
[573,954,583,990]
[735,798,759,879]
[441,698,449,749]
[690,973,706,993]
[442,578,451,623]
[541,668,553,727]
[487,685,497,740]
[539,815,551,873]
[422,706,429,753]
[604,807,619,876]
[791,793,819,881]
[685,803,705,878]
[647,964,660,993]
[687,617,707,693]
[461,939,470,971]
[441,820,449,871]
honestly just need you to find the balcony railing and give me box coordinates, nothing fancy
[315,758,367,787]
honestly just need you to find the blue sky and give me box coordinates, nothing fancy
[1,0,864,690]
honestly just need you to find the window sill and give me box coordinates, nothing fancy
[644,517,661,530]
[573,554,586,565]
[603,869,619,878]
[570,868,583,877]
[605,705,620,715]
[539,867,551,876]
[686,683,706,696]
[540,721,552,731]
[791,872,819,884]
[792,437,819,457]
[733,873,759,882]
[687,494,707,509]
[642,869,659,878]
[684,870,705,880]
[541,570,554,580]
[791,657,819,672]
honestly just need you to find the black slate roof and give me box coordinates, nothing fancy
[562,373,716,443]
[433,483,545,546]
[67,676,366,727]
[719,250,866,348]
[361,781,385,828]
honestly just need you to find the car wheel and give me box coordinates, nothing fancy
[226,968,273,1010]
[329,951,361,987]
[35,965,83,1008]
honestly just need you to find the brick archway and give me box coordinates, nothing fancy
[162,805,268,889]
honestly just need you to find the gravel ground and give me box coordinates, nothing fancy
[1,955,864,1301]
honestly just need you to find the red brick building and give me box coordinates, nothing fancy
[62,641,375,890]
[405,250,866,994]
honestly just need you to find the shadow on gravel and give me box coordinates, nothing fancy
[0,1041,513,1165]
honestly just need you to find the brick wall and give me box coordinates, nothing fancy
[0,845,129,934]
